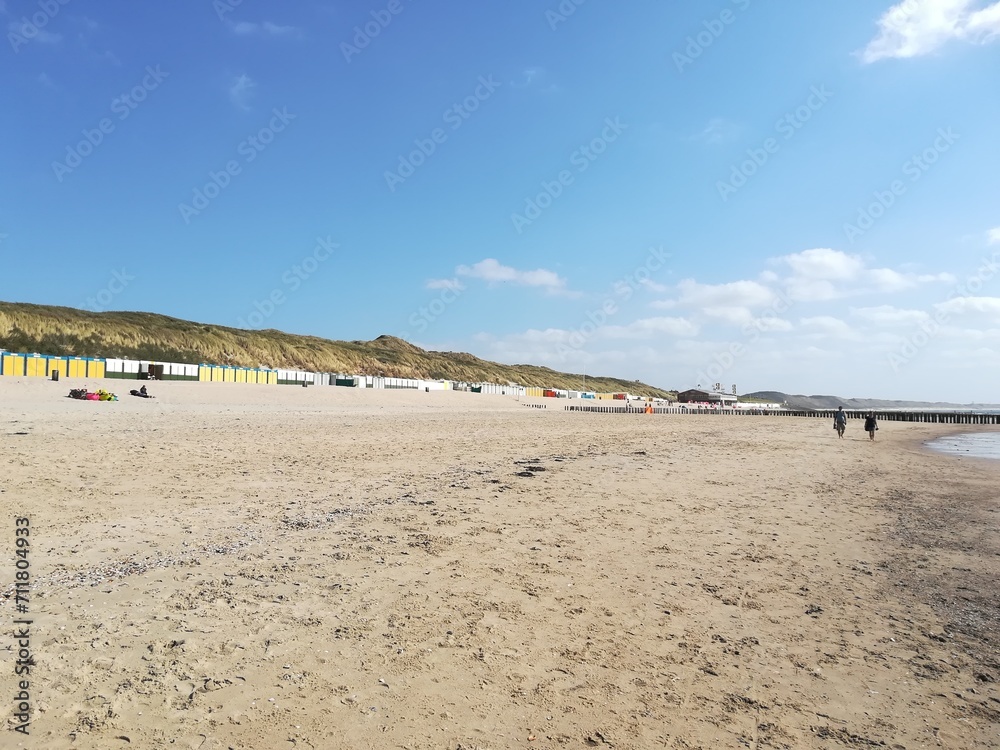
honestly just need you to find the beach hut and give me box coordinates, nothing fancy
[1,352,26,377]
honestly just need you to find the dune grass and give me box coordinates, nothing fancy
[0,301,675,397]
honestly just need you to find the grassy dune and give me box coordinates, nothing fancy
[0,302,675,397]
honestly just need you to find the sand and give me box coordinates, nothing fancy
[1,377,998,749]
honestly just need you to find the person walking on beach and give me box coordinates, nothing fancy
[834,406,847,438]
[864,412,878,441]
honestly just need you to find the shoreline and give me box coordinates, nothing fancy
[924,431,1000,461]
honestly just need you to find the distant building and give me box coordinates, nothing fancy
[677,389,738,405]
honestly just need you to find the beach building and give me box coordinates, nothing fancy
[1,352,105,379]
[677,389,738,406]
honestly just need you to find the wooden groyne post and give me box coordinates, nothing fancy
[561,406,1000,424]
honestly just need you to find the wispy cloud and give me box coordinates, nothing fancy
[653,279,780,310]
[455,258,574,295]
[229,74,256,111]
[988,226,1000,244]
[860,0,1000,63]
[638,278,669,293]
[511,67,541,87]
[230,21,298,36]
[772,248,954,299]
[426,278,465,291]
[8,20,61,43]
[68,16,120,65]
[644,249,955,337]
[691,117,741,145]
[509,66,558,93]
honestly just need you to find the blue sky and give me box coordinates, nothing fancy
[3,0,999,401]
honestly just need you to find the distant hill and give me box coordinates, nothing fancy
[0,301,675,397]
[745,391,1000,411]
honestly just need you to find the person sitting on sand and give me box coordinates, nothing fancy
[129,386,154,398]
[834,406,847,438]
[864,412,878,441]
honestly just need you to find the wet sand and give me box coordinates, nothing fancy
[1,378,998,749]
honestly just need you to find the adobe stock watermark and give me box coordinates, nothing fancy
[51,66,169,183]
[716,84,833,201]
[8,0,72,53]
[385,75,501,192]
[556,245,671,360]
[340,0,410,63]
[887,250,1000,372]
[546,0,587,30]
[178,107,296,223]
[510,117,627,234]
[81,268,135,312]
[673,0,751,73]
[843,127,959,244]
[694,286,794,387]
[237,237,338,329]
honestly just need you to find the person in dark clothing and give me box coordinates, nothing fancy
[864,413,878,441]
[129,386,154,398]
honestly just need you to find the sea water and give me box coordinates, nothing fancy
[926,432,1000,460]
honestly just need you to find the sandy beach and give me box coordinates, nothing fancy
[1,377,998,749]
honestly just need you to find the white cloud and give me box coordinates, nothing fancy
[799,315,857,338]
[779,248,865,281]
[935,296,1000,317]
[425,278,464,291]
[697,306,794,332]
[701,306,754,325]
[755,316,794,332]
[785,279,842,302]
[860,0,1000,63]
[774,248,953,299]
[475,316,698,358]
[919,272,958,283]
[965,1,1000,40]
[445,246,996,399]
[455,258,570,294]
[988,226,1000,244]
[638,278,669,293]
[602,317,700,339]
[867,267,919,292]
[663,279,778,309]
[851,305,931,324]
[229,74,256,110]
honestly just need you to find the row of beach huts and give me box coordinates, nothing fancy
[0,350,654,400]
